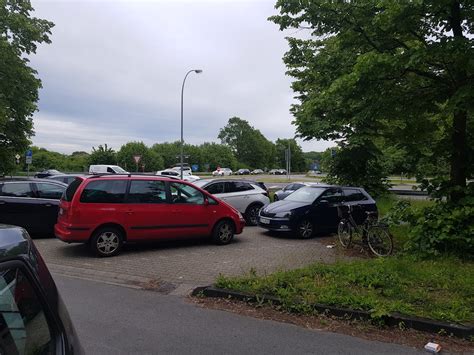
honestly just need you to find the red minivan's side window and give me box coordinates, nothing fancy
[127,180,167,203]
[80,180,127,203]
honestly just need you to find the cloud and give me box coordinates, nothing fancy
[29,0,334,154]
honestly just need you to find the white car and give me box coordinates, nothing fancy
[89,165,128,174]
[156,169,201,183]
[193,179,270,225]
[212,168,233,176]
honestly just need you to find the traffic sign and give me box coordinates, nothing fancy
[15,154,20,160]
[133,155,141,164]
[26,149,32,157]
[26,156,32,164]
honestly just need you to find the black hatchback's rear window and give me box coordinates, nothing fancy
[63,178,83,201]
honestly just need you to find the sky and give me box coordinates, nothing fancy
[30,0,334,154]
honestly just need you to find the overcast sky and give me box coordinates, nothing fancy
[30,0,333,154]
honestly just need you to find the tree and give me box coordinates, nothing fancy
[218,117,275,168]
[274,138,306,172]
[88,144,117,165]
[270,1,473,201]
[199,142,238,171]
[117,141,163,172]
[151,142,181,168]
[0,1,54,174]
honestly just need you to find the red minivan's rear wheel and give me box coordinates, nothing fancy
[212,220,235,245]
[90,226,124,257]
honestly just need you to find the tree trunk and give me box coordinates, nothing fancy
[449,109,467,202]
[448,1,467,203]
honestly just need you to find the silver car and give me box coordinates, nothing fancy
[193,179,270,225]
[273,182,319,201]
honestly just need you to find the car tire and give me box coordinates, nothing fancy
[90,226,124,257]
[244,204,262,226]
[212,220,235,245]
[295,219,314,239]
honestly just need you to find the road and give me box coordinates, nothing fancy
[55,275,421,355]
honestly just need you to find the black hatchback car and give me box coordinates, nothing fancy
[258,185,376,238]
[0,225,83,354]
[0,179,67,235]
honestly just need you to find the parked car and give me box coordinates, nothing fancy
[0,179,67,235]
[307,170,322,176]
[193,179,270,225]
[170,165,193,175]
[0,224,84,354]
[236,169,250,175]
[156,169,200,183]
[251,169,264,175]
[34,169,63,178]
[212,168,233,176]
[269,169,287,175]
[48,174,86,185]
[55,175,245,257]
[274,182,319,201]
[89,165,128,174]
[258,185,376,239]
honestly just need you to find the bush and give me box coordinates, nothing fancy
[385,195,474,258]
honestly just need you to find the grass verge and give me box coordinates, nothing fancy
[215,256,474,325]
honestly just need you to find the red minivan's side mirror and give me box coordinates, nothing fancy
[204,198,209,206]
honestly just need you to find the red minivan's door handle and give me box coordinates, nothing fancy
[126,210,134,215]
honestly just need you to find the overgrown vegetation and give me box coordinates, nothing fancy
[216,257,474,324]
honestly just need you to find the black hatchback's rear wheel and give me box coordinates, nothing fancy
[296,219,314,239]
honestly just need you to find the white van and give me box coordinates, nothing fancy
[88,165,128,174]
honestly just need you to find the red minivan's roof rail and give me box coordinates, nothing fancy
[88,173,132,178]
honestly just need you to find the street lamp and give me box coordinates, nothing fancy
[180,69,203,179]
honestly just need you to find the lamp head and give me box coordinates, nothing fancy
[194,69,203,74]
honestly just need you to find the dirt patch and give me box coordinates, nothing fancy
[134,279,177,294]
[189,296,474,353]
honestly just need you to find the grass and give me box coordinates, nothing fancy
[216,257,474,324]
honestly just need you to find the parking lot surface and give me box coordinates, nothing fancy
[34,227,343,293]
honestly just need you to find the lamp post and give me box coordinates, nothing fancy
[180,69,203,179]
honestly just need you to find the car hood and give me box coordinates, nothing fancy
[262,200,309,213]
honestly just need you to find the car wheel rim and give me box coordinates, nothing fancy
[97,232,119,254]
[218,223,232,242]
[299,221,313,238]
[249,206,260,225]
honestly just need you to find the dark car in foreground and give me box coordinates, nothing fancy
[258,185,376,239]
[0,225,83,354]
[34,169,63,179]
[0,179,67,235]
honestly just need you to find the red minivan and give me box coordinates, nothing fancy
[55,175,245,257]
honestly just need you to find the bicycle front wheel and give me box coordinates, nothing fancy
[337,220,352,248]
[367,225,393,257]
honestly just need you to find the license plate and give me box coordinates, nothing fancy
[260,217,270,224]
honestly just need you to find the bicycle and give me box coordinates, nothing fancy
[337,204,393,257]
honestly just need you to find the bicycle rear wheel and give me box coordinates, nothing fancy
[337,220,352,248]
[367,225,393,257]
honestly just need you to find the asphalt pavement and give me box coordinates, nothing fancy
[55,275,422,355]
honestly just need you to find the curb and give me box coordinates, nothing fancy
[192,286,474,339]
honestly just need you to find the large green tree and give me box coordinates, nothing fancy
[117,141,163,172]
[218,117,275,168]
[271,0,473,201]
[0,1,54,174]
[88,144,117,165]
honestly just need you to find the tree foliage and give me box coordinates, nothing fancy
[218,117,276,169]
[270,0,473,200]
[117,141,164,172]
[0,0,54,174]
[88,144,116,165]
[274,138,306,171]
